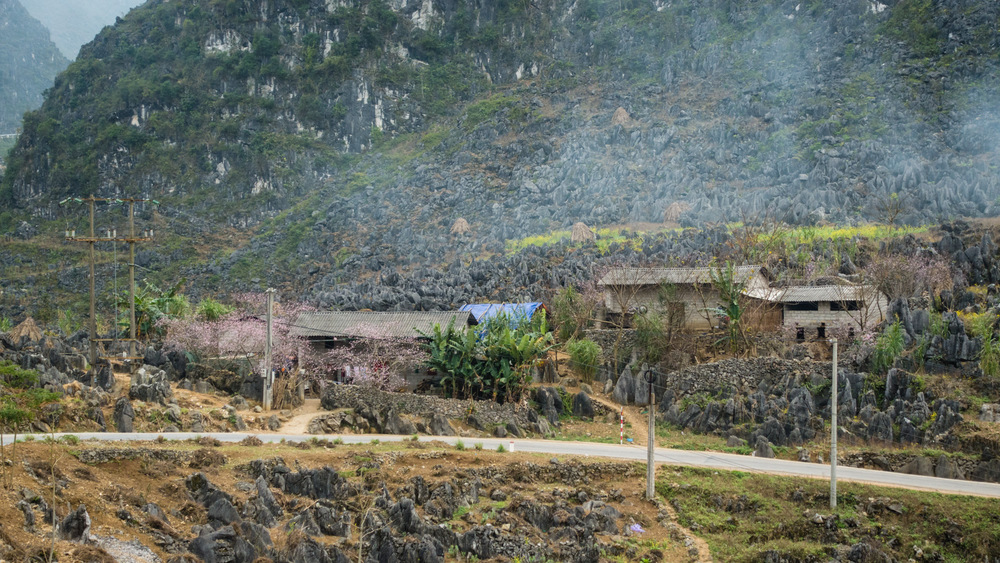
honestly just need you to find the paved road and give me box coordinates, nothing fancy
[5,431,999,498]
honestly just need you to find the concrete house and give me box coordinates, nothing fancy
[598,266,885,334]
[746,284,887,336]
[597,266,775,330]
[289,310,475,390]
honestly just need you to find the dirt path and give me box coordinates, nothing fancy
[590,394,650,447]
[659,497,714,562]
[273,398,322,434]
[549,350,652,447]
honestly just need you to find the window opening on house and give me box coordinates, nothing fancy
[817,323,826,339]
[831,300,862,311]
[787,302,820,311]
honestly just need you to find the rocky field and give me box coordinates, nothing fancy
[2,436,1000,563]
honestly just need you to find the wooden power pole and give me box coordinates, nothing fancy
[63,196,154,377]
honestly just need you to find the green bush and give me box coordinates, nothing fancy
[423,312,553,403]
[980,329,1000,378]
[871,321,905,374]
[566,339,601,382]
[0,361,39,389]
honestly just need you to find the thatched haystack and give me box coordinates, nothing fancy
[451,218,471,235]
[10,317,41,342]
[571,222,595,242]
[664,202,691,223]
[611,107,631,126]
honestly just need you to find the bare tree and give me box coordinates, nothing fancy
[862,251,953,303]
[874,192,908,225]
[725,208,788,267]
[833,283,885,332]
[597,263,659,375]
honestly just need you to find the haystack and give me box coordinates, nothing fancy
[571,222,595,242]
[664,202,691,223]
[611,107,631,126]
[451,218,471,235]
[10,317,41,342]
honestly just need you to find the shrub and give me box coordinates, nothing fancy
[455,439,465,451]
[871,321,905,374]
[567,339,601,382]
[981,330,1000,378]
[496,444,506,453]
[240,435,263,446]
[474,442,484,451]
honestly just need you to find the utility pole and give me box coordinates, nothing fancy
[87,196,96,382]
[646,370,656,500]
[128,200,136,359]
[63,196,155,378]
[263,288,276,410]
[830,338,838,510]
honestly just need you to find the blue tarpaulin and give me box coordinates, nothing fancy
[459,302,545,328]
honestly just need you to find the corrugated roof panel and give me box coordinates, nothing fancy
[290,311,474,339]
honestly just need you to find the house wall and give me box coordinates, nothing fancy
[783,295,888,331]
[601,272,775,331]
[603,285,725,330]
[306,337,433,392]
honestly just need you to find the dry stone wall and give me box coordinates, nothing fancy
[320,384,534,428]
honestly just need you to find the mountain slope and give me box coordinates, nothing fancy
[0,0,68,135]
[1,0,999,305]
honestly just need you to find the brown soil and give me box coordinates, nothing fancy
[0,440,701,562]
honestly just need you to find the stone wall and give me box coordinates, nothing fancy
[582,328,638,373]
[320,384,534,428]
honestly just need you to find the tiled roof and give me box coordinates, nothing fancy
[597,266,764,286]
[744,285,877,303]
[289,311,475,339]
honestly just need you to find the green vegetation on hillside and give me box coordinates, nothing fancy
[660,465,1000,561]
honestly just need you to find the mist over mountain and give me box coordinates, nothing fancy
[20,0,142,59]
[1,0,999,309]
[0,0,67,135]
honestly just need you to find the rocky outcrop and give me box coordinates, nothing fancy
[655,358,977,475]
[318,384,534,435]
[129,365,174,405]
[113,397,135,433]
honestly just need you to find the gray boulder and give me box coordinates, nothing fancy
[534,386,563,425]
[571,391,594,418]
[267,414,281,432]
[188,525,257,563]
[612,365,635,405]
[754,436,775,459]
[113,398,134,433]
[900,456,934,477]
[867,411,894,442]
[59,504,90,542]
[428,413,455,436]
[934,455,965,480]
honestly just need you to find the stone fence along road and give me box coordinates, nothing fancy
[5,431,1000,499]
